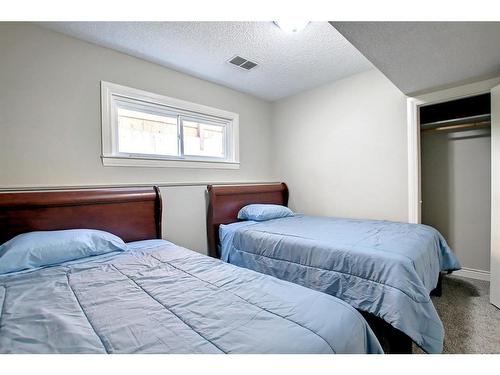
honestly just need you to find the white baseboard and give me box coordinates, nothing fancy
[452,267,490,281]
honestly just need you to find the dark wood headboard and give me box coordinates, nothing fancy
[0,186,162,244]
[206,183,288,258]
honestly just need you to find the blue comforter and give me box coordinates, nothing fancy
[0,240,381,354]
[220,215,461,353]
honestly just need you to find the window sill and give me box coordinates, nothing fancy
[101,155,240,169]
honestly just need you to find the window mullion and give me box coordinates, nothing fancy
[178,115,185,158]
[223,124,229,160]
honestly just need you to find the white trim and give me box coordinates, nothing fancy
[0,181,282,192]
[407,78,500,225]
[101,81,239,123]
[490,83,500,307]
[452,267,491,281]
[407,97,424,224]
[100,81,240,169]
[101,155,240,169]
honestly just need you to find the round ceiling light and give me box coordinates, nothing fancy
[274,20,309,33]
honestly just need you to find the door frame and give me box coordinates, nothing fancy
[407,97,424,224]
[407,79,500,225]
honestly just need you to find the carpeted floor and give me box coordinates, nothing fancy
[413,275,500,354]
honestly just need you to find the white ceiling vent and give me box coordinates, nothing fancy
[228,55,258,71]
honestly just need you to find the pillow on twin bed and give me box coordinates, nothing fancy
[237,204,294,222]
[0,229,128,275]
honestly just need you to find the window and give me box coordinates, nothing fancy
[101,81,239,168]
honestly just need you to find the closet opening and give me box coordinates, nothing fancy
[420,93,491,277]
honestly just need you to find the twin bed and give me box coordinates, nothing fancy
[206,183,461,354]
[0,187,381,354]
[0,183,460,354]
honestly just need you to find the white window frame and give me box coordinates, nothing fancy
[101,81,240,169]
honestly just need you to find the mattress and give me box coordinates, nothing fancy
[0,239,382,354]
[220,215,461,353]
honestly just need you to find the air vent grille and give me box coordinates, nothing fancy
[228,55,258,71]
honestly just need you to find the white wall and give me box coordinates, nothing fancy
[0,23,275,254]
[3,23,496,269]
[160,185,209,252]
[271,69,409,221]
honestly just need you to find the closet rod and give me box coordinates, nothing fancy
[421,120,491,134]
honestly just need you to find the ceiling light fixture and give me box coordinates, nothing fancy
[274,20,309,33]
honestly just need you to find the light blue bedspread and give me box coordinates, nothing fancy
[220,215,461,353]
[0,240,381,354]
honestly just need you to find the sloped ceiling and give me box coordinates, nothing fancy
[39,22,373,101]
[331,22,500,95]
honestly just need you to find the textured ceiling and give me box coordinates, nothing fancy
[331,22,500,95]
[38,22,373,101]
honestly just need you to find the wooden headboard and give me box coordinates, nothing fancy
[206,183,288,258]
[0,186,162,244]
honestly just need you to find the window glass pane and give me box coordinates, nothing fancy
[182,120,225,158]
[117,107,178,156]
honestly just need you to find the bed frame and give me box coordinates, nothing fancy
[0,186,162,244]
[206,182,429,354]
[207,183,289,258]
[0,184,429,353]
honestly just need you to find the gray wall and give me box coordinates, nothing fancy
[0,23,276,254]
[421,129,491,272]
[271,69,409,222]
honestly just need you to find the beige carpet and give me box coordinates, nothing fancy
[414,275,500,353]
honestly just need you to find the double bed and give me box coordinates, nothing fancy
[206,183,461,354]
[0,186,381,354]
